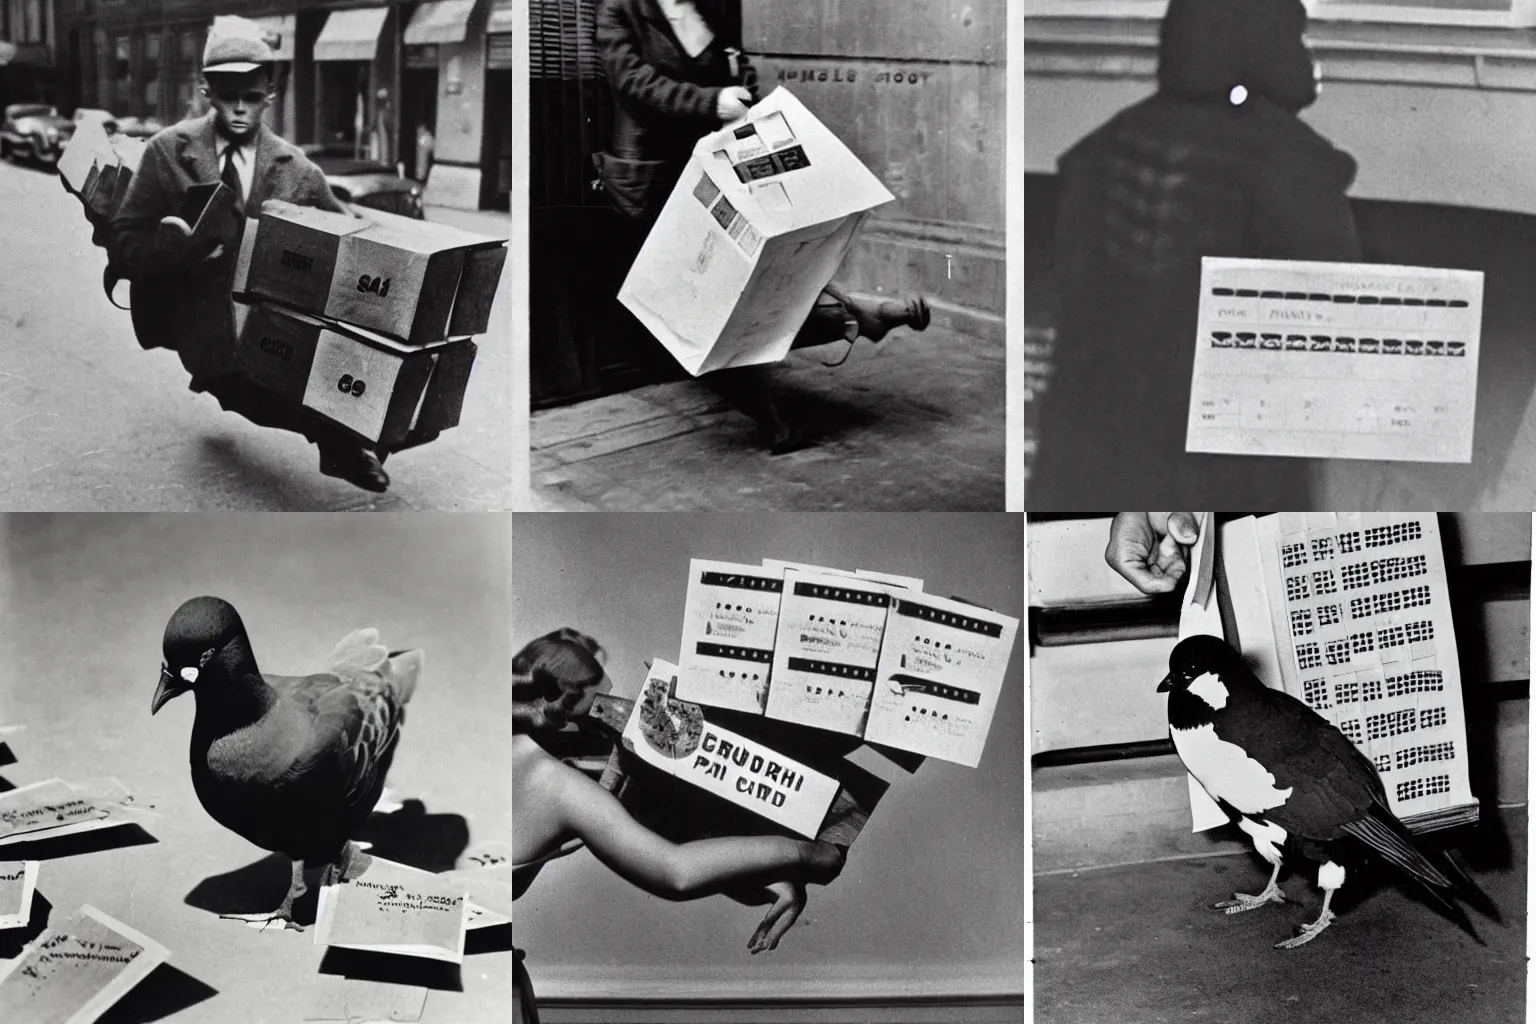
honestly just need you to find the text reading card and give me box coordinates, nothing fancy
[1187,258,1483,462]
[0,861,38,930]
[766,570,893,736]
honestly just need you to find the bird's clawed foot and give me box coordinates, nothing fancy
[219,909,304,932]
[1213,882,1290,915]
[1274,907,1336,949]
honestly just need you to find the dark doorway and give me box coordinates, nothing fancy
[400,65,436,181]
[315,60,368,156]
[479,66,510,211]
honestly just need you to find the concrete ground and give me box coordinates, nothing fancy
[0,514,512,1023]
[1034,808,1526,1024]
[530,324,1008,510]
[0,159,512,510]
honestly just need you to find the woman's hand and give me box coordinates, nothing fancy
[717,86,753,123]
[1105,512,1201,595]
[748,879,805,954]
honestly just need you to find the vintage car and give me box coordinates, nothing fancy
[303,147,425,220]
[0,103,73,164]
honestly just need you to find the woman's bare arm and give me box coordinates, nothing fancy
[539,753,839,899]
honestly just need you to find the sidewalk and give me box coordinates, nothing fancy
[530,321,1008,510]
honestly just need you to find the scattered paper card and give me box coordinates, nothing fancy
[765,569,892,735]
[624,660,839,837]
[305,974,427,1024]
[314,857,470,964]
[0,861,38,930]
[1187,257,1483,462]
[854,569,924,591]
[862,594,1021,767]
[0,779,146,849]
[0,905,169,1024]
[675,560,785,714]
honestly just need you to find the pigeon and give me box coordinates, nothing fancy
[152,596,422,931]
[1159,634,1492,949]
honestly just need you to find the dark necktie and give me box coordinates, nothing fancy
[221,143,244,214]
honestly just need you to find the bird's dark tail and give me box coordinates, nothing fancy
[1436,847,1502,924]
[1341,803,1486,945]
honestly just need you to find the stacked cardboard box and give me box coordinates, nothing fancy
[233,199,507,453]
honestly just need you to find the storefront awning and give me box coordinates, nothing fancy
[247,15,296,62]
[314,7,388,62]
[0,41,52,67]
[405,0,477,46]
[487,0,514,34]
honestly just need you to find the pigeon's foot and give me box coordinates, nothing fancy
[1274,907,1336,950]
[1213,882,1290,915]
[218,909,304,932]
[323,840,375,886]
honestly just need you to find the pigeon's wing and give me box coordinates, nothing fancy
[1213,679,1382,840]
[284,673,409,813]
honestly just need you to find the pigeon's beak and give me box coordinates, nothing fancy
[152,666,195,715]
[1157,673,1175,693]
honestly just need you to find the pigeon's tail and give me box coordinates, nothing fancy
[1342,805,1485,945]
[1437,847,1502,924]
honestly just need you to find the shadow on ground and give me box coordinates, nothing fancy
[97,963,219,1024]
[183,801,470,926]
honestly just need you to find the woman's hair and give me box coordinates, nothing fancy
[513,628,607,734]
[1157,0,1317,114]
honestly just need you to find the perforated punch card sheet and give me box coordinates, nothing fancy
[1251,513,1476,826]
[1186,258,1483,462]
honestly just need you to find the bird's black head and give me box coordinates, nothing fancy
[1157,634,1245,693]
[153,596,250,715]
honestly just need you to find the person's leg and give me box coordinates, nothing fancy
[791,283,932,350]
[704,364,805,455]
[190,374,389,492]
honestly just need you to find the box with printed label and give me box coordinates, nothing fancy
[58,117,114,198]
[244,200,506,345]
[235,302,477,449]
[618,86,893,376]
[84,136,148,220]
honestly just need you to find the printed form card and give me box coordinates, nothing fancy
[0,905,169,1024]
[1187,258,1483,462]
[863,595,1021,768]
[766,569,893,736]
[675,560,785,714]
[314,857,470,964]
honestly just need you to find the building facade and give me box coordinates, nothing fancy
[0,0,62,105]
[53,0,509,210]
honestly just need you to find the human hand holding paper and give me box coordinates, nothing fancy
[717,86,753,122]
[158,215,224,260]
[1106,512,1202,595]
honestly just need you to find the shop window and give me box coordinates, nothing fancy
[144,32,161,114]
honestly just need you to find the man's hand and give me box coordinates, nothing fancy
[748,880,805,954]
[159,215,223,260]
[1105,513,1201,595]
[717,86,753,122]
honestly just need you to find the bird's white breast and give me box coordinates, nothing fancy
[1171,722,1292,814]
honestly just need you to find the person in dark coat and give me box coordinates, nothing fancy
[594,0,931,453]
[109,20,390,492]
[1027,0,1363,518]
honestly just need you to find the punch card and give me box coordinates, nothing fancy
[1187,258,1483,462]
[1248,513,1478,831]
[675,560,785,714]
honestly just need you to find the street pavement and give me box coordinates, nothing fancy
[0,159,512,510]
[530,318,1009,510]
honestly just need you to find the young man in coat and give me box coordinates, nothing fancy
[109,20,390,492]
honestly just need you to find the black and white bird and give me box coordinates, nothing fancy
[1159,634,1491,949]
[153,596,422,931]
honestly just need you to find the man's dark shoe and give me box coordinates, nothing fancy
[849,294,931,343]
[319,444,389,493]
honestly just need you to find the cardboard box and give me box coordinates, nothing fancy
[58,117,114,198]
[235,302,476,449]
[244,200,506,345]
[618,87,894,376]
